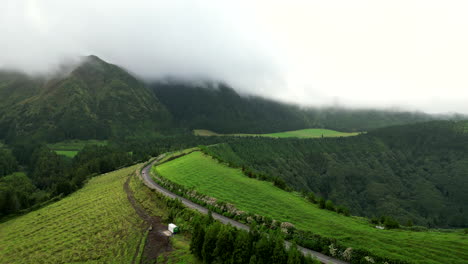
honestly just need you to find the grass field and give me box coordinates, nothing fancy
[48,139,108,158]
[0,165,143,264]
[154,151,468,264]
[193,128,360,138]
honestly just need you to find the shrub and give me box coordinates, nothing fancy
[325,200,335,211]
[318,198,326,209]
[306,192,316,203]
[384,217,400,229]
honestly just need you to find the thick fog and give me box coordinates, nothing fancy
[1,0,468,114]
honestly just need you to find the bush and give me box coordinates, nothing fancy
[325,200,335,211]
[318,198,326,209]
[384,217,400,229]
[306,192,316,203]
[370,217,379,225]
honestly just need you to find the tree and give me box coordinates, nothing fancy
[202,223,221,264]
[214,225,236,263]
[249,255,257,264]
[255,234,273,264]
[287,243,302,264]
[271,233,287,264]
[231,230,251,264]
[190,220,205,259]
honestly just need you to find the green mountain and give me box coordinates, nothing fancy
[151,81,443,133]
[0,56,172,142]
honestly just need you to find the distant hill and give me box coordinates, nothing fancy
[151,81,447,133]
[0,56,172,142]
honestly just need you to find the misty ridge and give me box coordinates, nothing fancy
[3,55,466,119]
[2,1,468,114]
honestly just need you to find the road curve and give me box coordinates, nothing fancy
[140,154,348,264]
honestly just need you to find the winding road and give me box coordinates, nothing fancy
[140,154,348,264]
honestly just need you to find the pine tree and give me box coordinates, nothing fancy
[255,234,273,264]
[231,230,251,264]
[271,233,287,264]
[202,223,221,264]
[214,225,236,263]
[249,255,257,264]
[287,243,302,264]
[190,220,205,259]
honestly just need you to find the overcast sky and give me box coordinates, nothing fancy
[1,0,468,114]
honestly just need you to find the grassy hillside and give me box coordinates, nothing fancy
[0,165,143,264]
[154,151,468,264]
[194,128,360,138]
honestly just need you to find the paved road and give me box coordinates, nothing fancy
[140,155,348,264]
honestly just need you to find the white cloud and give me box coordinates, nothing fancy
[1,0,467,114]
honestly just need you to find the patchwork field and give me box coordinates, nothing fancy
[48,139,108,158]
[154,151,468,264]
[0,165,143,264]
[193,128,360,138]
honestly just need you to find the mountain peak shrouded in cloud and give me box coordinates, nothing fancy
[1,0,468,114]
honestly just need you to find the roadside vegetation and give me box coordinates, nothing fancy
[154,151,468,264]
[0,166,143,263]
[194,128,360,138]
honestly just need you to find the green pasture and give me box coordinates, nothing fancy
[154,151,467,264]
[0,165,143,264]
[194,128,360,138]
[48,139,108,158]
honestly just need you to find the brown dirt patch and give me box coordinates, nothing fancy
[124,174,172,263]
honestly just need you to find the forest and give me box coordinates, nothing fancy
[204,121,468,228]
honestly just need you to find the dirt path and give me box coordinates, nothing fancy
[124,174,171,264]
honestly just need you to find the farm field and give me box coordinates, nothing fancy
[48,139,108,158]
[0,165,143,264]
[193,128,360,138]
[154,151,468,264]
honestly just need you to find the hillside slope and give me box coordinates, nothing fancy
[155,151,467,264]
[0,165,143,263]
[151,81,442,133]
[0,56,171,142]
[205,121,468,228]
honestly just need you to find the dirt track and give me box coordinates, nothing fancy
[124,174,171,264]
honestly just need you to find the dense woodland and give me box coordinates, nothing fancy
[205,121,468,228]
